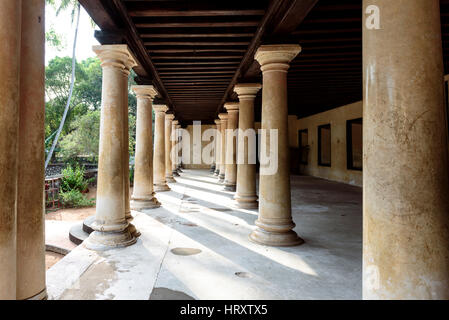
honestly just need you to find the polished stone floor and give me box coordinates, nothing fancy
[46,169,362,300]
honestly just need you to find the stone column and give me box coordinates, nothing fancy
[177,125,183,172]
[224,103,239,191]
[234,84,261,209]
[172,120,180,176]
[218,113,228,181]
[250,44,303,247]
[165,113,176,183]
[176,124,182,172]
[16,0,47,300]
[122,57,139,238]
[210,125,216,173]
[214,119,221,176]
[130,85,160,211]
[0,0,21,300]
[153,105,170,192]
[363,0,449,299]
[85,45,136,250]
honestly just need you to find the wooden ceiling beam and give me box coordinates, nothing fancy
[158,66,237,71]
[152,55,243,60]
[144,41,249,46]
[135,21,260,28]
[160,70,235,75]
[129,10,265,17]
[142,33,254,38]
[148,49,246,53]
[155,61,240,65]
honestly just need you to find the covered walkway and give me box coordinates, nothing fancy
[47,169,361,300]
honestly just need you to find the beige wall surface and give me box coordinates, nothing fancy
[181,124,215,169]
[295,101,363,186]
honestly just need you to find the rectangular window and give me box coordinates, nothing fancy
[347,118,363,171]
[318,124,331,167]
[298,129,308,165]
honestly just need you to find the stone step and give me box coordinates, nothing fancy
[69,215,95,245]
[69,223,89,245]
[82,215,95,234]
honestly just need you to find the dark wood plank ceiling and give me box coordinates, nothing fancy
[80,0,449,124]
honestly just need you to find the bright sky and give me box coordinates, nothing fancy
[45,4,100,64]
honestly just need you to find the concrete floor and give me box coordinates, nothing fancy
[46,169,362,300]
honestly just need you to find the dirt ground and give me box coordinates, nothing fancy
[46,186,97,221]
[45,186,135,221]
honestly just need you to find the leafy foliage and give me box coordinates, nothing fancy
[60,165,90,193]
[60,189,94,208]
[59,165,95,208]
[59,110,100,162]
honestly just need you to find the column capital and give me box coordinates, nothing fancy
[255,44,301,73]
[165,113,175,121]
[93,44,136,70]
[123,55,138,76]
[214,119,221,125]
[234,83,262,100]
[218,113,228,120]
[153,104,168,113]
[132,85,158,100]
[224,102,239,112]
[172,120,179,126]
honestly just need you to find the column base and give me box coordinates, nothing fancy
[166,176,177,183]
[173,170,180,177]
[214,170,220,176]
[249,227,304,247]
[219,174,225,182]
[234,194,258,209]
[25,288,48,300]
[84,228,137,251]
[224,182,236,192]
[127,223,141,238]
[154,183,171,192]
[131,196,161,211]
[210,165,216,173]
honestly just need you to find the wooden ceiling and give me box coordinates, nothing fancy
[79,0,449,124]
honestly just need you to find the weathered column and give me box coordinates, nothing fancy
[172,120,180,177]
[234,84,261,209]
[153,105,170,192]
[85,45,136,250]
[176,124,182,173]
[165,113,176,183]
[214,119,221,176]
[224,103,239,191]
[0,0,21,300]
[363,0,449,299]
[16,0,47,300]
[250,44,303,247]
[177,124,183,172]
[130,85,160,211]
[122,57,139,238]
[210,124,216,173]
[218,113,228,182]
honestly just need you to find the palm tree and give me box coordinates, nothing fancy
[45,0,81,168]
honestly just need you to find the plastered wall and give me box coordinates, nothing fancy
[294,101,363,186]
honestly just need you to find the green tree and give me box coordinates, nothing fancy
[45,57,88,138]
[59,110,100,162]
[45,0,81,168]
